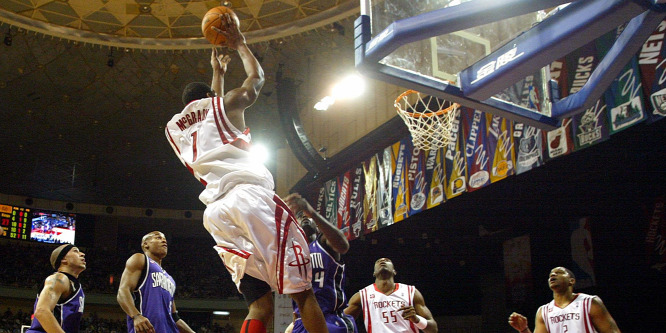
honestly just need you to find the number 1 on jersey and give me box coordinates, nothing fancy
[191,131,199,162]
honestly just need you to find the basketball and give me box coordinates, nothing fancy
[202,6,239,46]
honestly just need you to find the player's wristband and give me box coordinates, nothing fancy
[415,315,427,330]
[131,313,142,320]
[172,311,181,322]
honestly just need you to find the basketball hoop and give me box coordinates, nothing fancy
[394,90,459,151]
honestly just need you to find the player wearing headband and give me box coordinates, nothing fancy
[26,244,86,333]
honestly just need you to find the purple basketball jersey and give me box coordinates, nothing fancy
[128,254,178,333]
[293,237,356,333]
[27,273,85,333]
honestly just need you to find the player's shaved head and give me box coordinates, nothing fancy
[142,231,164,247]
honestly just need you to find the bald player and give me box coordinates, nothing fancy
[26,244,86,333]
[117,231,195,333]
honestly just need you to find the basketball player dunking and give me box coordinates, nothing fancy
[345,258,438,333]
[26,244,86,333]
[165,13,327,333]
[508,266,621,333]
[117,231,195,333]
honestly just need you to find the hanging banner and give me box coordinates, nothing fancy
[362,155,379,234]
[486,114,515,183]
[570,217,596,289]
[463,108,491,191]
[638,20,666,123]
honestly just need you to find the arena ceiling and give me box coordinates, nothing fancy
[0,0,359,211]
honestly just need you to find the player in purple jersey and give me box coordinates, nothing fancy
[117,231,195,333]
[509,267,621,333]
[284,193,357,333]
[27,244,86,333]
[166,13,327,333]
[345,258,438,333]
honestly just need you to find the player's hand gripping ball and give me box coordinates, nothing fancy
[202,6,240,46]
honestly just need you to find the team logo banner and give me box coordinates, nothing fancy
[503,235,534,307]
[314,185,326,218]
[544,118,574,161]
[570,217,596,289]
[324,179,338,227]
[336,171,352,239]
[552,41,611,150]
[644,196,666,273]
[349,165,365,240]
[376,147,394,229]
[513,123,544,175]
[391,138,411,222]
[444,108,467,199]
[425,146,446,209]
[597,28,646,133]
[638,20,666,123]
[407,144,428,216]
[485,114,515,183]
[462,108,490,191]
[362,155,378,234]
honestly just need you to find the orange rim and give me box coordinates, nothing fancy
[395,90,459,118]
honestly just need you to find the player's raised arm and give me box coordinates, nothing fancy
[285,193,349,254]
[210,48,231,97]
[213,13,264,124]
[33,273,72,333]
[117,253,155,333]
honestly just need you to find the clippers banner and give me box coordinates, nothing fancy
[462,108,491,191]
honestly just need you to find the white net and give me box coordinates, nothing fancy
[395,90,459,151]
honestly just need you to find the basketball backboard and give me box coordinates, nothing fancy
[355,0,666,130]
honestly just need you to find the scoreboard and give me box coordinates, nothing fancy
[0,204,31,240]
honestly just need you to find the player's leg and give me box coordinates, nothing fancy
[290,289,328,333]
[239,275,273,333]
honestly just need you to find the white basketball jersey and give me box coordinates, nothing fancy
[540,293,599,333]
[166,97,274,205]
[360,283,418,333]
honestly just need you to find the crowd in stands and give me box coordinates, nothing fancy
[0,238,241,299]
[0,308,236,332]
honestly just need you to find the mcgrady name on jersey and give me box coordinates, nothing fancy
[173,108,210,131]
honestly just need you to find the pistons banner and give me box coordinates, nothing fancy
[407,146,428,216]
